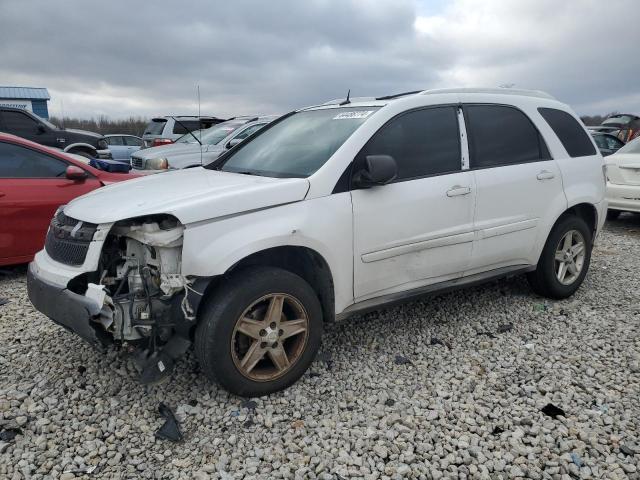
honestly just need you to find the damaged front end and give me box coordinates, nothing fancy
[88,215,207,383]
[30,212,208,384]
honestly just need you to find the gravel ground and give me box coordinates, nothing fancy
[1,215,639,480]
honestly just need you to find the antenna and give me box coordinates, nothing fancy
[339,89,351,106]
[60,98,65,129]
[197,84,203,166]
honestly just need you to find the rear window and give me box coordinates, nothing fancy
[144,119,166,136]
[173,120,202,135]
[603,115,634,126]
[538,108,596,157]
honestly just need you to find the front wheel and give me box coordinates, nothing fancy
[527,215,593,299]
[195,266,323,397]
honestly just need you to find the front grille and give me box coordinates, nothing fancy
[131,157,144,169]
[45,212,98,266]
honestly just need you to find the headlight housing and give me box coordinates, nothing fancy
[146,158,169,170]
[97,139,108,150]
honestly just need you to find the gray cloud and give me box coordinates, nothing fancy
[0,0,638,118]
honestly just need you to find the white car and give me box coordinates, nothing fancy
[27,88,606,396]
[605,137,640,219]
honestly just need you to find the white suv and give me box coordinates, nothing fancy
[27,88,606,396]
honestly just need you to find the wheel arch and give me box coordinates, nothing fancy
[563,202,598,236]
[198,245,336,324]
[64,143,98,156]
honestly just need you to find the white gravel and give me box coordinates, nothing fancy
[1,215,639,479]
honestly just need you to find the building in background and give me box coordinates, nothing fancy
[0,86,50,119]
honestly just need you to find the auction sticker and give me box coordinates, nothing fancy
[333,110,374,120]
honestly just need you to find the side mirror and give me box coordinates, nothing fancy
[65,165,88,181]
[353,155,398,188]
[226,138,243,149]
[36,124,46,134]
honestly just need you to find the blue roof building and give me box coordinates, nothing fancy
[0,86,51,119]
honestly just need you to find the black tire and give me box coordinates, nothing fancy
[195,266,323,397]
[606,209,621,221]
[527,215,593,299]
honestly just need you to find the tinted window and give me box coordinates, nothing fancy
[0,142,68,178]
[107,136,124,146]
[3,110,38,137]
[143,119,166,136]
[360,106,461,180]
[124,136,142,146]
[173,120,201,135]
[466,105,549,168]
[538,108,596,157]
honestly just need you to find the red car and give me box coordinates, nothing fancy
[0,133,139,266]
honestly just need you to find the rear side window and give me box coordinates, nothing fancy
[124,136,142,146]
[2,110,38,137]
[538,108,596,157]
[143,119,166,136]
[360,106,461,180]
[466,105,550,169]
[0,142,68,178]
[107,136,124,146]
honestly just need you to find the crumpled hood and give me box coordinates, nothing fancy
[65,128,102,139]
[64,167,310,225]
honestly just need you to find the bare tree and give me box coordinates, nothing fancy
[49,116,149,136]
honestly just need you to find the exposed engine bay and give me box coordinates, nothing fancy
[85,215,204,383]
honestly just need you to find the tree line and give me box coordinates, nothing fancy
[49,115,149,136]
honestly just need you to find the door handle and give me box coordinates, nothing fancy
[446,185,471,197]
[536,170,555,180]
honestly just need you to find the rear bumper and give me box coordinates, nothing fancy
[27,262,108,349]
[606,183,640,212]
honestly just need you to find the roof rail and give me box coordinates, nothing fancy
[421,87,556,100]
[375,90,423,100]
[321,97,378,106]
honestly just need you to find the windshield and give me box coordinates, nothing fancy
[603,115,634,126]
[216,107,379,177]
[617,137,640,154]
[176,129,205,143]
[41,117,59,130]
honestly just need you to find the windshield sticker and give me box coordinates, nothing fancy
[333,110,374,120]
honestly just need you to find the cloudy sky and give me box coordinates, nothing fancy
[1,0,638,119]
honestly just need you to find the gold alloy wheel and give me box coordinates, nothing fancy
[231,293,309,382]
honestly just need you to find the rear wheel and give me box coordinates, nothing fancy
[195,266,323,397]
[527,215,592,299]
[606,209,621,221]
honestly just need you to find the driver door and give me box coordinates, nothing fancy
[351,106,475,301]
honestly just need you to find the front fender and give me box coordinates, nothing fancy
[181,195,354,313]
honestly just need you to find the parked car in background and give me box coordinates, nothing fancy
[600,113,640,143]
[104,134,143,162]
[0,107,111,159]
[0,133,139,266]
[141,116,226,148]
[605,137,640,220]
[591,131,624,156]
[131,116,277,171]
[27,88,605,396]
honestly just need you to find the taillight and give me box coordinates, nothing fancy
[152,138,173,147]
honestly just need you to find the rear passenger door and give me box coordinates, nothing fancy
[351,106,476,300]
[464,104,565,273]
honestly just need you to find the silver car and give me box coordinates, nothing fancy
[141,115,226,149]
[131,116,278,171]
